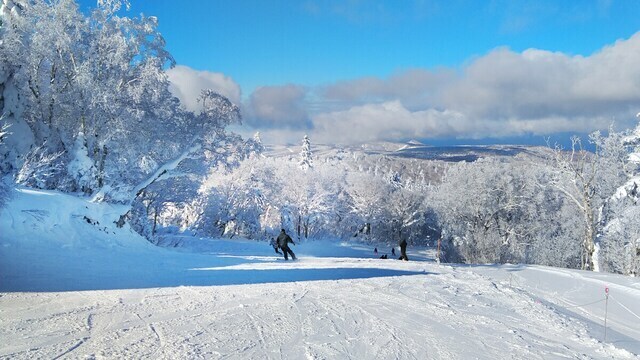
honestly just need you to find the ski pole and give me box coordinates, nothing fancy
[604,286,609,342]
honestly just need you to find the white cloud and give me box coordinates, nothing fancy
[245,84,310,129]
[304,31,640,144]
[312,101,456,144]
[320,68,453,110]
[231,31,640,145]
[311,101,616,144]
[440,35,640,120]
[166,65,241,113]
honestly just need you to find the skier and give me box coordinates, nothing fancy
[277,229,296,260]
[269,237,281,254]
[398,237,409,261]
[374,247,378,255]
[391,247,396,257]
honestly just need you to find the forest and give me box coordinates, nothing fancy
[1,0,639,276]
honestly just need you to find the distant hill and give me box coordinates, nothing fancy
[264,141,551,163]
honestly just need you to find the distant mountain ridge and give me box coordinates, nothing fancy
[263,141,550,163]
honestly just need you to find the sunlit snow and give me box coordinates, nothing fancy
[1,187,639,359]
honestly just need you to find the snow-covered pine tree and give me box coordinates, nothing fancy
[253,132,263,146]
[244,131,264,158]
[299,134,313,171]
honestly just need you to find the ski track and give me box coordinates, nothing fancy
[2,187,638,359]
[1,264,638,359]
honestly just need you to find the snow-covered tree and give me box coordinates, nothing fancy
[126,95,245,240]
[431,158,583,266]
[385,178,428,245]
[433,159,519,263]
[0,0,255,243]
[0,0,189,196]
[599,118,640,275]
[299,134,313,171]
[15,145,67,190]
[67,131,97,193]
[600,206,640,275]
[244,132,265,158]
[0,122,12,208]
[345,172,391,241]
[196,157,266,238]
[547,130,628,270]
[277,160,336,239]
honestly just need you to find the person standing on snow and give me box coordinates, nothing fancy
[269,237,282,254]
[277,229,296,260]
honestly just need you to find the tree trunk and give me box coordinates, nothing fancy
[152,208,158,236]
[219,221,226,237]
[97,145,107,188]
[583,206,595,270]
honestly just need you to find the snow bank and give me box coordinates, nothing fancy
[0,187,422,291]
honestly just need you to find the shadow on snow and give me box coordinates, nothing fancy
[0,255,432,293]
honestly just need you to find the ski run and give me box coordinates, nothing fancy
[1,188,639,359]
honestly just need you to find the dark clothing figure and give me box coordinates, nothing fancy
[374,247,378,255]
[277,229,296,260]
[399,238,408,261]
[282,245,296,260]
[391,248,396,256]
[269,237,281,254]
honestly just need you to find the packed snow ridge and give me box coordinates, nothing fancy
[1,188,639,359]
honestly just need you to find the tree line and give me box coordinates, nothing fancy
[134,127,639,276]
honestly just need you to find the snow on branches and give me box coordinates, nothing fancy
[299,134,313,171]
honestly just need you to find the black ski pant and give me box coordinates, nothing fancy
[282,245,296,260]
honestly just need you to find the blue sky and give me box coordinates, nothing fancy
[95,0,638,91]
[80,0,640,145]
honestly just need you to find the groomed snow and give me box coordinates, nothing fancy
[1,187,639,359]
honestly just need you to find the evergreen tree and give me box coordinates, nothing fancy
[299,134,313,171]
[246,131,264,157]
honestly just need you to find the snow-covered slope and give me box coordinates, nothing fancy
[1,188,639,359]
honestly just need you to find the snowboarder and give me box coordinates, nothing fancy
[269,237,281,254]
[398,237,409,261]
[277,229,296,260]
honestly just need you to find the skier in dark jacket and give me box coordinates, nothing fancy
[277,229,296,260]
[398,237,408,261]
